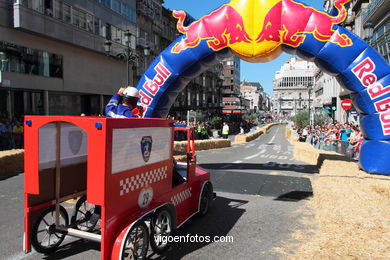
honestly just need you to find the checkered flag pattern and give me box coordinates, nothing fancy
[119,166,168,196]
[171,187,192,206]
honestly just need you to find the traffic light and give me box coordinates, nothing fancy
[332,97,337,111]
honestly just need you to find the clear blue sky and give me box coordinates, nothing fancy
[162,0,325,95]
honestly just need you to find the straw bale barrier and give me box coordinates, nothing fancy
[0,149,24,176]
[234,123,284,143]
[281,126,390,259]
[174,139,231,153]
[285,127,341,166]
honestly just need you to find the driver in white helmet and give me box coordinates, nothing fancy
[105,86,144,118]
[89,87,144,224]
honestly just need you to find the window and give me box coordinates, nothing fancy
[44,0,53,16]
[101,0,110,8]
[78,10,87,30]
[86,13,94,32]
[112,0,120,13]
[28,0,44,13]
[54,0,62,19]
[63,3,71,23]
[72,8,79,26]
[94,18,100,35]
[0,40,63,78]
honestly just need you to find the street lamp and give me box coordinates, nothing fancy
[104,30,150,86]
[278,97,282,117]
[308,82,312,125]
[364,22,374,43]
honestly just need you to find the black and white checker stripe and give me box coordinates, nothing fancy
[119,166,168,196]
[171,187,192,206]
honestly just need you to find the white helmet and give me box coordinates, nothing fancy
[123,87,139,98]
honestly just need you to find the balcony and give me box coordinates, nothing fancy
[363,0,389,23]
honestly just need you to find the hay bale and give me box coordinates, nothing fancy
[174,139,231,153]
[0,149,24,176]
[288,159,390,259]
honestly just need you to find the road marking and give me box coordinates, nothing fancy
[244,150,266,160]
[268,127,280,144]
[233,160,243,163]
[245,144,255,148]
[268,135,276,144]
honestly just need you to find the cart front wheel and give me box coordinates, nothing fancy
[199,183,213,217]
[71,195,96,232]
[122,221,149,260]
[150,208,173,254]
[31,205,69,254]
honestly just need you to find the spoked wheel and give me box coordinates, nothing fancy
[31,205,69,254]
[71,195,96,232]
[122,221,149,260]
[198,183,213,217]
[150,208,173,254]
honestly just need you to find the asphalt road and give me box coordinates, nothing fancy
[0,124,315,260]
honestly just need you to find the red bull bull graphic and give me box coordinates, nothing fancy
[136,0,390,175]
[256,0,352,48]
[171,5,252,54]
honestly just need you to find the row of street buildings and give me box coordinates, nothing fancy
[273,0,389,124]
[0,0,271,121]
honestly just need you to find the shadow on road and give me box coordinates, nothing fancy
[0,171,23,181]
[41,239,100,260]
[202,167,313,201]
[200,162,318,174]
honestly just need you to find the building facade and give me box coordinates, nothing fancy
[240,80,263,113]
[273,57,315,118]
[0,0,142,119]
[222,55,242,115]
[0,0,224,121]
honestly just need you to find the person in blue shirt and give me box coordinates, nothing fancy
[105,86,143,118]
[89,87,144,226]
[340,123,351,154]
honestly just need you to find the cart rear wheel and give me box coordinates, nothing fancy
[150,208,173,254]
[199,183,213,217]
[122,221,149,260]
[31,205,69,254]
[71,195,96,232]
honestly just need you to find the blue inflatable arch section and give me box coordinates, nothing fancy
[136,4,390,175]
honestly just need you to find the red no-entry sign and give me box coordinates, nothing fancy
[341,99,353,110]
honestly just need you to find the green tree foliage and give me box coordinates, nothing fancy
[196,111,205,122]
[210,116,222,129]
[292,110,332,128]
[243,113,260,121]
[292,110,309,128]
[313,112,332,126]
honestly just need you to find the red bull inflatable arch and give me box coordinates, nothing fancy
[136,0,390,175]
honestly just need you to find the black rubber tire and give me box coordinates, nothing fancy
[31,205,69,254]
[71,195,96,232]
[198,183,213,217]
[150,208,173,254]
[122,221,149,260]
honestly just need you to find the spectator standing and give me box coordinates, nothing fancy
[222,122,229,139]
[0,120,5,151]
[13,121,24,149]
[339,123,351,154]
[3,120,13,150]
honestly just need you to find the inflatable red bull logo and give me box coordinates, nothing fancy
[136,0,390,175]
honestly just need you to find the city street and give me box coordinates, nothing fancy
[0,125,316,260]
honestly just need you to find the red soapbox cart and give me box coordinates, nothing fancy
[23,116,214,259]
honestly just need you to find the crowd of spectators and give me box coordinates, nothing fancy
[294,121,364,160]
[172,118,259,141]
[0,117,24,151]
